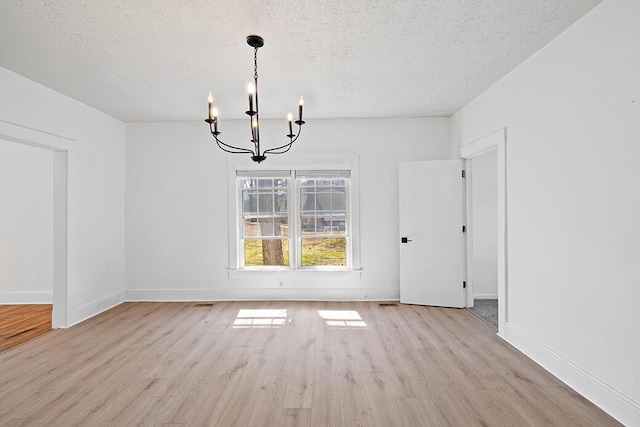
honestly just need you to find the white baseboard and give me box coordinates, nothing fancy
[473,293,498,299]
[505,323,640,426]
[68,291,125,327]
[125,288,399,302]
[0,291,52,304]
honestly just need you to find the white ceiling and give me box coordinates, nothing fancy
[0,0,602,122]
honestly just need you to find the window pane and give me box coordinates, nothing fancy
[240,177,289,238]
[301,216,346,235]
[300,191,316,213]
[301,215,318,233]
[276,191,287,213]
[243,219,260,237]
[258,191,274,212]
[243,190,257,214]
[298,177,347,239]
[241,178,257,189]
[244,239,289,266]
[301,238,346,267]
[244,217,289,237]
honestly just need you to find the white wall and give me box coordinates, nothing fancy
[125,118,451,301]
[470,149,497,299]
[0,139,53,303]
[451,0,640,424]
[0,66,126,326]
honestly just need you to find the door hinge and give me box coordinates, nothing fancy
[463,281,467,289]
[462,170,466,178]
[462,225,466,233]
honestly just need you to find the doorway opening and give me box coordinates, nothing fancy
[467,149,498,328]
[0,139,54,350]
[0,121,73,329]
[461,128,507,337]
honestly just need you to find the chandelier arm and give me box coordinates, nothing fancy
[263,143,293,156]
[263,127,303,155]
[210,124,255,155]
[215,138,255,155]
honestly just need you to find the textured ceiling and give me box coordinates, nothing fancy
[0,0,602,122]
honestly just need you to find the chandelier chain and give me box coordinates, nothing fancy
[254,47,259,80]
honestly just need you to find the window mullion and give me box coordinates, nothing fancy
[237,178,245,268]
[290,170,299,269]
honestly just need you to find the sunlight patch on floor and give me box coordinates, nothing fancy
[233,309,289,328]
[317,310,367,328]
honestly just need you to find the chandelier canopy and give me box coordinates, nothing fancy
[205,35,305,163]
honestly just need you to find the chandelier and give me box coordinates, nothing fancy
[205,35,305,163]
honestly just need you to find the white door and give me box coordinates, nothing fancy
[399,160,465,307]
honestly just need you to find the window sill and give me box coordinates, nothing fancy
[228,268,362,280]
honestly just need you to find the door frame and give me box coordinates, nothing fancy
[460,128,507,338]
[0,120,74,328]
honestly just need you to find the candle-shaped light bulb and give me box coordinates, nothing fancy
[212,108,219,132]
[207,91,213,120]
[247,83,255,112]
[298,95,304,122]
[287,112,293,135]
[252,117,258,141]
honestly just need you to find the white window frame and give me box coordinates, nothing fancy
[236,170,292,268]
[227,155,361,272]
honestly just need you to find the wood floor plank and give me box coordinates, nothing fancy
[0,304,52,353]
[310,351,342,427]
[393,396,448,427]
[0,301,621,426]
[247,374,288,426]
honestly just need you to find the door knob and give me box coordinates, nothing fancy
[401,237,412,243]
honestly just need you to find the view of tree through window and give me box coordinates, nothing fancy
[240,176,289,266]
[238,170,350,268]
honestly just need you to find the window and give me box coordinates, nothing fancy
[298,171,349,267]
[235,167,356,270]
[239,172,290,267]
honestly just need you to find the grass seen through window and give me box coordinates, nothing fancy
[244,237,346,267]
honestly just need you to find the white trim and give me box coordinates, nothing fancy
[0,121,74,329]
[463,160,473,306]
[229,154,359,172]
[228,269,362,280]
[460,129,503,159]
[460,127,507,337]
[505,324,640,426]
[0,119,75,151]
[228,155,361,271]
[0,291,53,304]
[52,151,69,328]
[473,293,498,300]
[125,288,398,302]
[69,292,125,327]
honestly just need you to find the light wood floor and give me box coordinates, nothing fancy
[0,301,619,426]
[0,304,52,353]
